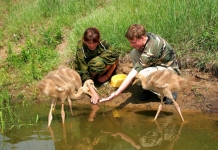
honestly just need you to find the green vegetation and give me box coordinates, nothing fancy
[0,0,217,133]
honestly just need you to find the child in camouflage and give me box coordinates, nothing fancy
[74,27,119,104]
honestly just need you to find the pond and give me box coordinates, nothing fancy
[0,103,218,150]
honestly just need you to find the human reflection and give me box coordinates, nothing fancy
[74,104,101,149]
[88,104,99,122]
[48,105,184,150]
[100,115,184,150]
[99,109,142,149]
[101,130,142,149]
[138,119,184,149]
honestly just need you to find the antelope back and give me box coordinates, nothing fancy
[57,67,82,90]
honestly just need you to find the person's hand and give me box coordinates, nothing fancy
[87,82,99,104]
[106,92,118,100]
[99,92,119,102]
[108,92,119,100]
[91,90,99,104]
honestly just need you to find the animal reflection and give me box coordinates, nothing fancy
[48,104,101,150]
[47,103,184,150]
[37,66,96,126]
[101,117,184,150]
[139,119,184,149]
[133,69,187,121]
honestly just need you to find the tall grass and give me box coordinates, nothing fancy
[0,0,217,132]
[0,89,13,133]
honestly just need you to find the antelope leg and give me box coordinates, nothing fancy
[67,97,73,116]
[61,103,65,124]
[48,99,56,127]
[154,104,163,120]
[171,98,184,121]
[154,95,164,120]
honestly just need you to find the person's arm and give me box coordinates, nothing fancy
[88,104,99,121]
[113,132,141,149]
[75,41,100,104]
[75,50,91,81]
[107,68,138,100]
[88,85,99,104]
[101,131,141,149]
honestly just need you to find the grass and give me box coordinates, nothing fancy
[0,0,217,133]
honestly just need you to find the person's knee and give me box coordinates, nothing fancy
[114,59,119,66]
[89,62,105,74]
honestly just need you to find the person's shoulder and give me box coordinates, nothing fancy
[76,39,84,49]
[100,39,110,48]
[147,32,165,41]
[100,39,109,45]
[147,32,158,38]
[76,48,84,59]
[77,39,83,45]
[76,39,84,54]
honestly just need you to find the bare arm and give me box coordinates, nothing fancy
[107,68,138,100]
[101,131,141,149]
[88,85,100,104]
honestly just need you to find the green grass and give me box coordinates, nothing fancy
[0,0,217,133]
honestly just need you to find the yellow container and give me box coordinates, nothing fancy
[110,74,127,87]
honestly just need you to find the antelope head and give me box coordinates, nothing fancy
[83,79,97,96]
[132,74,142,85]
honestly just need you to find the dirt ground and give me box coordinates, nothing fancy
[75,55,218,114]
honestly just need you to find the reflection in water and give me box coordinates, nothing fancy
[48,105,184,150]
[101,116,184,150]
[48,124,101,150]
[48,104,101,150]
[88,104,100,122]
[101,130,142,149]
[1,104,218,150]
[138,120,183,149]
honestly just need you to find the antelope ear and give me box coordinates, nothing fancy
[55,86,65,91]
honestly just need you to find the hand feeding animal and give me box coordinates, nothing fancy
[37,67,96,126]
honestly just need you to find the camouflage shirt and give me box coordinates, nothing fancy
[134,33,180,75]
[75,39,119,82]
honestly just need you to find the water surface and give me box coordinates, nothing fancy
[1,103,218,150]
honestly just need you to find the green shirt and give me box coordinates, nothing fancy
[134,33,180,75]
[75,39,118,82]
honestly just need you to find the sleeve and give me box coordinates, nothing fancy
[133,41,155,72]
[133,38,158,72]
[101,40,110,50]
[133,62,144,72]
[75,42,92,82]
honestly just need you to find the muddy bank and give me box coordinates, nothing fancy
[74,68,218,114]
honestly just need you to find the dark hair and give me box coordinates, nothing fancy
[83,27,100,43]
[125,24,146,40]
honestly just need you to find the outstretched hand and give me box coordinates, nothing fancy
[99,92,118,102]
[108,92,118,100]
